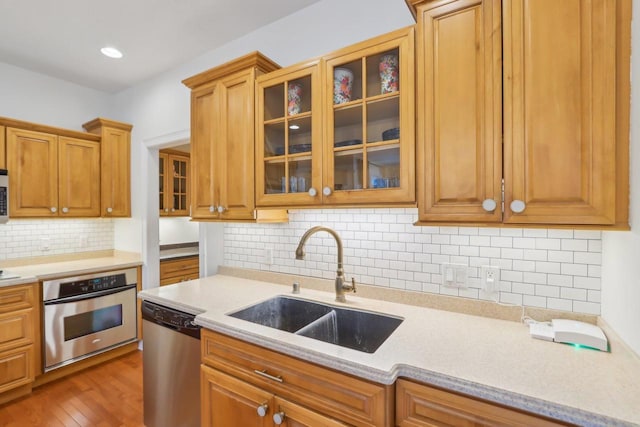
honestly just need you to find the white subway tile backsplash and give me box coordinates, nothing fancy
[1,219,114,260]
[223,209,604,316]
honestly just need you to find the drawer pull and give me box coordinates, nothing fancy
[254,369,283,383]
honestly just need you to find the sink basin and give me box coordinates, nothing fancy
[227,295,403,353]
[227,296,332,332]
[295,307,403,353]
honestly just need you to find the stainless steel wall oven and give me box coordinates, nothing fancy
[42,267,138,372]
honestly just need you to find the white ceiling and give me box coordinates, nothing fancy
[0,0,321,93]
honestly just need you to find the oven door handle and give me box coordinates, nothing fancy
[44,284,137,305]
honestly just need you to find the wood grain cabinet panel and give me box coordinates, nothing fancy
[7,129,100,217]
[410,0,630,227]
[83,118,133,217]
[0,283,38,402]
[396,379,569,427]
[183,52,283,221]
[159,256,199,286]
[415,0,502,223]
[159,150,190,216]
[57,136,100,217]
[503,0,618,225]
[201,329,393,426]
[6,128,58,217]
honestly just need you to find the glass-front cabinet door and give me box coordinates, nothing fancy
[159,150,190,216]
[256,61,322,207]
[323,26,415,205]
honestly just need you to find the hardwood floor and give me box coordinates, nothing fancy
[0,350,143,427]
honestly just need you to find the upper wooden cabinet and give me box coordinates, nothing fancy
[159,149,190,216]
[83,118,133,217]
[7,128,100,217]
[255,27,415,207]
[183,52,285,221]
[414,0,502,223]
[410,0,630,228]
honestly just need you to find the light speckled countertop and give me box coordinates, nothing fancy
[0,251,142,287]
[139,274,640,427]
[159,242,199,261]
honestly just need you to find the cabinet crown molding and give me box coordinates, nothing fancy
[182,51,280,89]
[0,116,100,142]
[82,118,133,133]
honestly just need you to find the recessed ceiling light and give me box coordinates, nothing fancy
[101,46,123,59]
[289,124,300,130]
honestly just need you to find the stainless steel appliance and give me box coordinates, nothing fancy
[42,267,138,372]
[0,169,8,223]
[142,300,201,427]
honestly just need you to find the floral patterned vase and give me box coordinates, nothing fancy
[379,54,399,94]
[288,82,303,115]
[334,67,354,104]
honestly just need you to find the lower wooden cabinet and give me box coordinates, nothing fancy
[0,283,39,403]
[396,379,569,427]
[160,255,199,286]
[202,365,347,427]
[201,329,393,427]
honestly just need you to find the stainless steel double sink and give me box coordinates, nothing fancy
[227,295,403,354]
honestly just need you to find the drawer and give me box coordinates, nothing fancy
[161,257,199,276]
[159,272,199,286]
[202,329,393,426]
[0,284,35,314]
[0,309,33,352]
[0,345,34,394]
[396,379,570,427]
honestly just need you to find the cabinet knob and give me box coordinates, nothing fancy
[106,207,113,213]
[510,200,526,213]
[217,205,226,213]
[61,207,69,214]
[170,208,175,212]
[308,187,318,197]
[50,207,57,213]
[482,199,497,212]
[209,205,216,213]
[256,403,268,417]
[273,412,286,425]
[322,186,332,196]
[164,208,169,212]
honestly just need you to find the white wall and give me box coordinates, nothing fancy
[0,61,113,130]
[601,5,640,355]
[159,217,199,245]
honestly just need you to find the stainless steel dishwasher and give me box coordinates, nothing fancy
[142,300,201,427]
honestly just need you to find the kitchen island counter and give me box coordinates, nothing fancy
[139,272,640,427]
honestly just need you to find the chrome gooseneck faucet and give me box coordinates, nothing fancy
[295,226,356,302]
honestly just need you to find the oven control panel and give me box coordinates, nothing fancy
[58,274,127,298]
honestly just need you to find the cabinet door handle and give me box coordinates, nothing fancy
[50,207,57,213]
[217,205,226,213]
[322,186,332,196]
[61,207,69,214]
[482,199,497,212]
[308,187,318,197]
[106,207,113,213]
[253,369,283,383]
[209,205,216,213]
[273,412,286,425]
[256,403,269,417]
[510,200,526,213]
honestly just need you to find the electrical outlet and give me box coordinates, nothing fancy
[263,247,273,265]
[481,265,500,298]
[79,235,88,248]
[40,237,50,251]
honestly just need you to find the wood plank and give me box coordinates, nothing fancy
[0,350,143,427]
